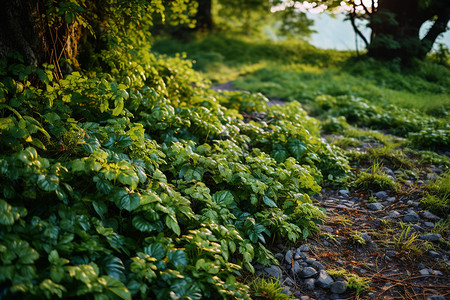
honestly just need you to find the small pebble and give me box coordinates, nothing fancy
[330,281,348,294]
[264,265,283,279]
[386,196,396,202]
[427,295,446,300]
[429,251,441,258]
[424,221,435,228]
[292,261,303,274]
[419,234,442,242]
[389,211,400,218]
[299,267,318,278]
[298,244,310,252]
[403,211,419,223]
[419,269,430,275]
[375,191,388,200]
[422,210,440,220]
[305,258,316,265]
[312,261,325,271]
[316,270,334,288]
[367,203,384,211]
[304,278,315,290]
[285,250,294,264]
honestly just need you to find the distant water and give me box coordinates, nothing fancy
[308,12,450,52]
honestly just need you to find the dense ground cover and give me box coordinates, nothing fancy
[0,31,355,298]
[154,34,450,298]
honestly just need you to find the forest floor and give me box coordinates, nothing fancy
[213,83,450,300]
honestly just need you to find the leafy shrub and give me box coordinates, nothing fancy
[0,41,350,299]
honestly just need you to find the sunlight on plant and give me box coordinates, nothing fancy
[394,224,431,256]
[327,268,371,295]
[353,161,398,191]
[348,231,366,246]
[249,277,291,300]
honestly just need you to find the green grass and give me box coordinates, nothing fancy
[421,172,450,216]
[353,162,399,192]
[249,277,291,300]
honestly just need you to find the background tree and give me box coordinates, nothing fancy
[276,0,450,62]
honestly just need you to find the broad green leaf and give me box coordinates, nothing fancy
[93,201,108,218]
[17,147,38,165]
[0,199,20,225]
[165,215,181,235]
[212,190,234,206]
[144,243,166,260]
[99,256,125,281]
[168,250,188,268]
[262,196,277,208]
[37,174,59,192]
[94,175,112,194]
[103,276,131,300]
[113,189,140,211]
[132,215,157,232]
[39,279,67,298]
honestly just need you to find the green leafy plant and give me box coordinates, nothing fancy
[394,224,431,256]
[249,277,291,300]
[353,161,398,191]
[327,268,371,295]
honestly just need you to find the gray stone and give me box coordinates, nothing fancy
[405,180,413,186]
[298,244,310,252]
[300,296,310,300]
[295,249,307,259]
[424,221,435,228]
[386,196,396,202]
[312,261,325,271]
[281,288,291,295]
[305,258,316,265]
[375,191,388,200]
[330,281,348,294]
[386,250,396,257]
[389,210,400,218]
[304,278,315,290]
[264,265,283,279]
[431,167,443,174]
[300,261,309,267]
[403,211,419,223]
[284,277,295,287]
[419,269,430,275]
[432,270,444,276]
[429,251,441,258]
[275,253,284,262]
[427,173,438,181]
[419,234,442,242]
[285,250,294,264]
[299,267,318,278]
[382,167,395,178]
[417,263,426,269]
[367,203,384,211]
[426,295,446,300]
[368,292,376,299]
[292,261,303,274]
[339,189,350,196]
[422,210,440,220]
[361,233,372,242]
[316,270,334,288]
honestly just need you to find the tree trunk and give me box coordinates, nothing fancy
[195,0,214,31]
[0,0,45,66]
[368,0,450,62]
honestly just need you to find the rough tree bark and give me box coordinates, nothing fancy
[368,0,450,61]
[195,0,214,31]
[0,0,46,66]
